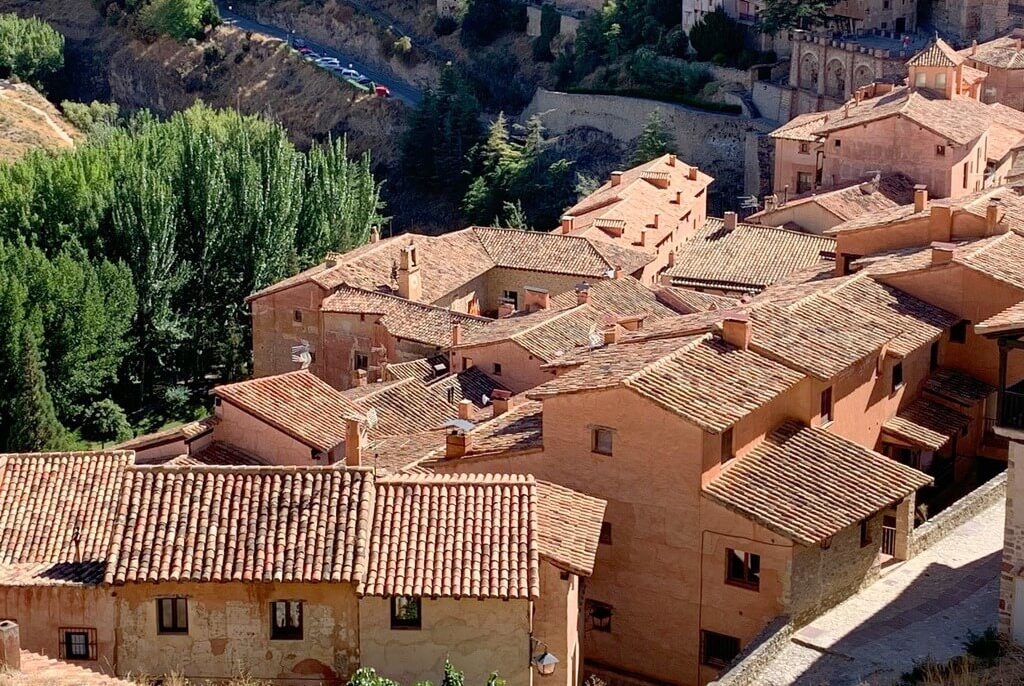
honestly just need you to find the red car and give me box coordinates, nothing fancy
[297,46,313,55]
[374,85,391,98]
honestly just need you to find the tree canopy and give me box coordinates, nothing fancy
[757,0,837,33]
[688,7,746,62]
[630,109,676,165]
[0,13,64,87]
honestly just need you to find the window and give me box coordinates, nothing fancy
[798,141,810,154]
[586,600,613,632]
[915,71,927,87]
[930,340,940,370]
[599,522,612,545]
[834,139,841,148]
[157,597,188,634]
[502,290,519,310]
[726,549,760,590]
[935,72,947,88]
[721,427,735,463]
[592,427,614,456]
[859,519,873,547]
[936,144,945,156]
[964,163,970,189]
[493,362,502,376]
[59,628,96,661]
[951,320,968,343]
[293,309,303,323]
[270,600,303,640]
[354,352,369,371]
[891,361,904,392]
[701,630,741,667]
[820,387,833,425]
[390,596,421,630]
[796,171,813,194]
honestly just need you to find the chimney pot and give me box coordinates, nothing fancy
[576,283,591,306]
[667,250,676,267]
[344,418,363,467]
[561,215,576,234]
[724,211,738,231]
[458,399,474,420]
[721,312,752,350]
[930,241,956,266]
[986,200,1005,233]
[675,190,683,204]
[688,166,699,181]
[668,153,677,167]
[370,226,381,243]
[639,228,648,247]
[610,171,623,187]
[0,621,19,671]
[451,322,463,346]
[613,265,622,280]
[913,185,928,213]
[492,389,512,416]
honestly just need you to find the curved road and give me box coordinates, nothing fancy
[216,2,423,106]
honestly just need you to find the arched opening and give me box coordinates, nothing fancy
[853,64,874,89]
[800,52,819,91]
[825,59,846,98]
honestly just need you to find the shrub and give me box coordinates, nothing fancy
[964,627,1005,667]
[689,7,745,62]
[658,25,688,57]
[61,100,120,133]
[433,15,458,36]
[138,0,217,41]
[81,399,133,444]
[203,43,225,66]
[532,35,554,62]
[460,0,524,48]
[0,13,65,87]
[160,384,193,418]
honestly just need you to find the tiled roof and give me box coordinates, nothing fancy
[750,174,917,225]
[0,561,109,587]
[656,287,739,313]
[0,452,134,584]
[829,187,1024,236]
[535,481,605,577]
[663,217,835,293]
[114,417,216,451]
[457,305,612,363]
[135,441,269,467]
[364,474,540,599]
[924,368,995,407]
[322,287,491,347]
[882,397,971,450]
[908,38,964,66]
[465,400,544,457]
[704,422,932,546]
[366,431,447,472]
[384,355,448,383]
[106,465,375,585]
[474,227,654,277]
[976,300,1024,335]
[212,371,364,453]
[769,111,829,141]
[954,229,1024,289]
[549,277,681,321]
[962,34,1024,69]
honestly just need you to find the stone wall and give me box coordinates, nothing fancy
[523,90,777,214]
[1000,436,1022,638]
[707,616,793,686]
[911,472,1008,557]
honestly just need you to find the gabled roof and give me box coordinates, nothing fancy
[882,397,971,450]
[703,422,932,546]
[663,217,835,293]
[366,430,448,472]
[106,465,376,585]
[924,368,995,407]
[549,276,681,321]
[908,38,964,67]
[0,451,134,585]
[769,111,829,142]
[463,400,544,457]
[364,474,540,599]
[114,417,217,452]
[749,174,917,225]
[977,300,1024,336]
[456,305,613,362]
[211,371,364,453]
[535,480,606,577]
[134,441,269,467]
[322,287,491,347]
[962,33,1024,69]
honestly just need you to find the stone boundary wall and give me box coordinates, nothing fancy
[910,473,1007,557]
[707,616,793,686]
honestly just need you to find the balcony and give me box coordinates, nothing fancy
[1000,388,1024,431]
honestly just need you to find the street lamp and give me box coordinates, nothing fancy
[530,639,559,677]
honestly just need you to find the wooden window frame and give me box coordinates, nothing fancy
[592,427,614,456]
[59,628,97,661]
[701,630,741,668]
[820,386,834,426]
[390,596,422,630]
[157,597,189,635]
[725,549,760,591]
[270,600,304,641]
[354,351,369,371]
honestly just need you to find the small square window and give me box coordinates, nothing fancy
[391,596,421,630]
[701,630,741,667]
[586,600,613,632]
[834,139,841,147]
[721,427,735,463]
[798,141,810,154]
[725,549,760,590]
[270,600,303,640]
[599,522,612,545]
[936,144,946,156]
[493,362,502,376]
[502,290,519,310]
[915,72,927,87]
[157,597,188,634]
[293,309,303,323]
[60,628,95,661]
[859,519,873,547]
[891,361,904,392]
[592,427,613,456]
[820,387,834,425]
[951,320,968,343]
[354,352,369,371]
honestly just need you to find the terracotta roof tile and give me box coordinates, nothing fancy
[908,38,964,66]
[769,111,829,141]
[135,441,269,467]
[664,217,835,293]
[962,34,1024,69]
[749,174,917,225]
[474,227,653,277]
[107,465,376,585]
[114,417,217,451]
[465,400,544,457]
[656,287,739,313]
[976,300,1024,335]
[550,277,681,321]
[535,481,605,577]
[882,397,971,450]
[366,431,448,472]
[704,422,932,545]
[212,371,364,453]
[924,368,995,407]
[456,305,612,363]
[364,474,540,599]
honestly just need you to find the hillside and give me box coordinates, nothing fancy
[0,80,80,162]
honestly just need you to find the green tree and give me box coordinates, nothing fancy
[61,101,120,134]
[80,399,133,444]
[0,13,64,87]
[757,0,837,33]
[441,660,465,686]
[688,7,745,62]
[7,313,67,452]
[137,0,218,41]
[630,109,676,165]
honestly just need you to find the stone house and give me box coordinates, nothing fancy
[930,0,1012,43]
[961,30,1024,111]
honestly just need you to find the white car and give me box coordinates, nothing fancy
[337,67,360,79]
[316,57,340,67]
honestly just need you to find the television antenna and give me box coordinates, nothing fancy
[481,393,490,406]
[290,340,312,369]
[587,323,603,350]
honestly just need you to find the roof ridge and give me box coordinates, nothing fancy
[378,472,536,485]
[623,332,711,385]
[0,450,135,459]
[351,376,417,402]
[327,285,493,322]
[509,304,591,340]
[127,463,376,474]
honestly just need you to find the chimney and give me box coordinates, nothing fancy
[491,389,512,417]
[986,200,1005,233]
[0,622,19,672]
[763,194,777,212]
[1017,37,1023,50]
[724,211,738,231]
[576,283,591,306]
[930,204,953,241]
[639,228,648,247]
[610,171,623,187]
[602,325,619,345]
[398,244,422,301]
[913,184,928,213]
[613,265,622,280]
[668,153,677,167]
[667,250,676,268]
[370,226,381,243]
[783,185,790,204]
[498,300,516,318]
[445,427,471,459]
[451,322,463,346]
[652,213,661,229]
[458,399,474,420]
[561,215,576,234]
[971,39,978,55]
[325,256,338,268]
[721,312,751,350]
[675,190,683,205]
[350,369,368,387]
[930,241,956,266]
[524,286,551,312]
[688,166,699,181]
[344,418,363,467]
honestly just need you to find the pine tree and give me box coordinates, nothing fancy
[630,109,676,166]
[757,0,837,34]
[7,313,66,452]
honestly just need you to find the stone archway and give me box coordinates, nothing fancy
[825,59,846,98]
[853,64,874,89]
[800,51,819,91]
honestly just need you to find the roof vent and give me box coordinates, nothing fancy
[913,185,928,213]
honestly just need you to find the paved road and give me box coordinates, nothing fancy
[758,502,1004,685]
[216,2,423,106]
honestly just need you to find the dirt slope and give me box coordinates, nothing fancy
[0,80,81,162]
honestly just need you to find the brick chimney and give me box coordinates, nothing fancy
[325,256,338,268]
[344,417,363,467]
[930,241,956,266]
[971,39,978,55]
[930,204,953,241]
[986,200,1005,234]
[561,215,576,234]
[398,244,422,301]
[667,250,676,268]
[451,322,463,346]
[724,211,738,231]
[613,265,622,280]
[350,369,368,387]
[668,153,677,167]
[0,622,19,671]
[639,228,648,247]
[914,184,928,213]
[610,171,623,187]
[652,213,661,229]
[498,300,516,318]
[603,325,619,345]
[491,389,512,417]
[458,399,473,420]
[524,286,551,312]
[721,312,751,350]
[688,166,699,181]
[576,283,591,305]
[675,190,683,204]
[446,428,471,458]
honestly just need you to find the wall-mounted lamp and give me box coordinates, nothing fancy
[530,638,559,677]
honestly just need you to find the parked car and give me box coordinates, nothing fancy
[354,75,373,86]
[374,85,391,98]
[317,57,340,67]
[337,67,360,79]
[297,46,313,55]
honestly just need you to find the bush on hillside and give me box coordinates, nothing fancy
[0,14,64,87]
[137,0,218,41]
[689,7,746,62]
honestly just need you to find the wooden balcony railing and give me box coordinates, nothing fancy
[1000,390,1024,431]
